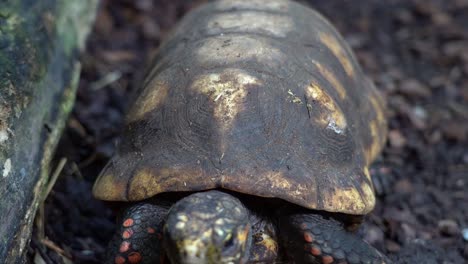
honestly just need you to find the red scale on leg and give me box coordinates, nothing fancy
[122,229,134,239]
[322,255,334,264]
[304,232,314,243]
[123,218,135,227]
[107,203,168,264]
[119,241,131,253]
[128,252,142,263]
[115,255,126,264]
[311,246,321,256]
[279,214,391,264]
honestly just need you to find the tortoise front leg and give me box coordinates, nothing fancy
[106,203,168,264]
[278,213,391,264]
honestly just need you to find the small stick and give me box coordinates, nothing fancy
[36,158,67,245]
[43,158,67,201]
[42,237,73,259]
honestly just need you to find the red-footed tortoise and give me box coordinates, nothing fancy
[93,0,389,263]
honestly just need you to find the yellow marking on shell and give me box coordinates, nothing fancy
[206,11,293,38]
[366,120,381,164]
[128,168,164,200]
[361,182,376,208]
[318,32,355,77]
[221,171,315,211]
[363,167,371,181]
[370,95,385,125]
[312,60,346,99]
[323,186,366,213]
[369,81,388,156]
[126,79,169,123]
[192,69,261,150]
[127,166,212,201]
[92,172,126,201]
[306,82,347,134]
[196,35,285,67]
[266,171,292,189]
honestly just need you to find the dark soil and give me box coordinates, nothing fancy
[28,0,468,263]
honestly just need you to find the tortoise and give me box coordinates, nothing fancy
[92,0,390,263]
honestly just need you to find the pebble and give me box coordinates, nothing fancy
[413,106,428,120]
[409,105,428,129]
[441,121,468,141]
[443,40,468,57]
[394,178,414,194]
[462,228,468,241]
[438,219,459,236]
[364,225,384,245]
[385,240,401,253]
[399,79,431,98]
[388,129,406,148]
[401,223,417,240]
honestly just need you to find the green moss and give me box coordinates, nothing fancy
[56,0,98,57]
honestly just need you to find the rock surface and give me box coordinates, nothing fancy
[0,0,97,262]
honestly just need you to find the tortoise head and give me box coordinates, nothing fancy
[163,190,251,264]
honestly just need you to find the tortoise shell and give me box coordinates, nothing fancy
[93,0,387,215]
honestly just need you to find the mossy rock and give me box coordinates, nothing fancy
[0,0,98,262]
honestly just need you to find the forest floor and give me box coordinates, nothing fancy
[28,0,468,263]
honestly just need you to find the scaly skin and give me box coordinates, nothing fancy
[278,213,392,264]
[106,203,168,264]
[105,191,391,264]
